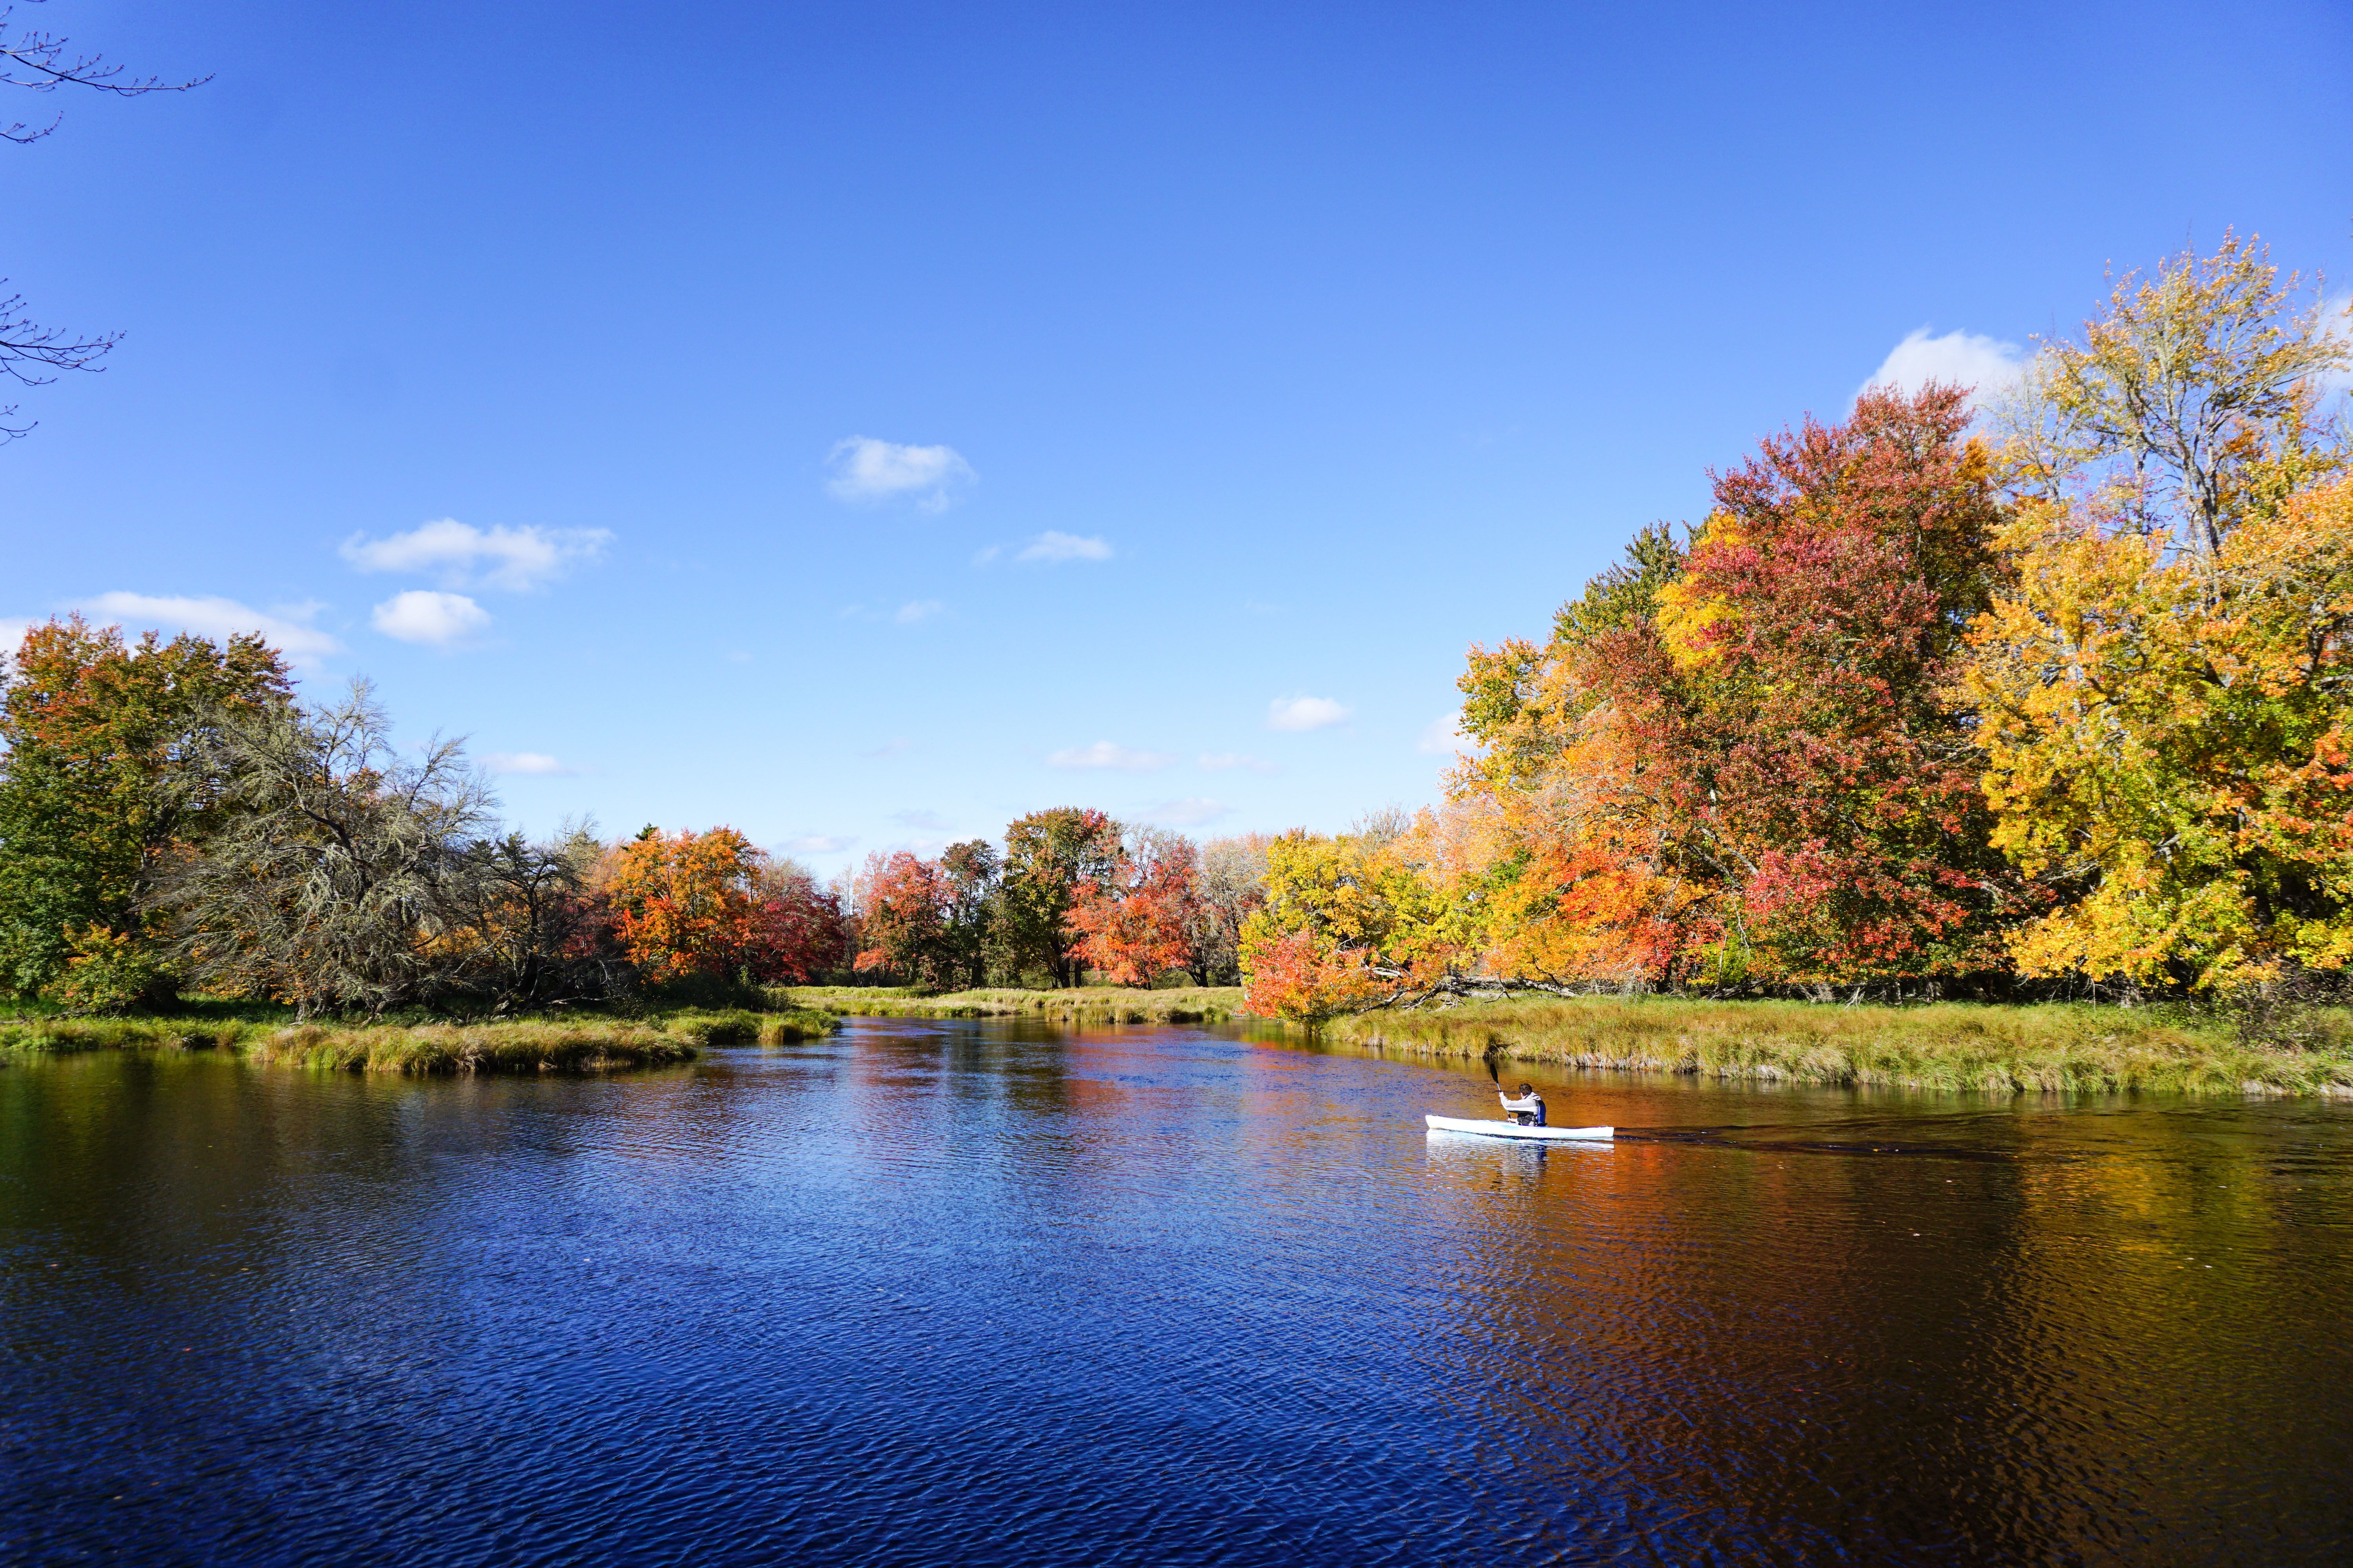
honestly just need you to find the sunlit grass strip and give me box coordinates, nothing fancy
[0,1006,839,1072]
[775,985,1246,1024]
[239,1022,696,1074]
[1317,996,2353,1097]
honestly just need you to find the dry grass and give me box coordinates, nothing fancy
[776,985,1246,1024]
[0,1004,837,1074]
[238,1021,696,1074]
[1318,995,2353,1097]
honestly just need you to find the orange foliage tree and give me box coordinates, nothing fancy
[602,827,837,986]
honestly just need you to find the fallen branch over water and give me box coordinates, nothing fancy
[1319,996,2353,1097]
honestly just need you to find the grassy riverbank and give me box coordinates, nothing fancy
[0,1004,837,1074]
[774,985,1246,1023]
[1320,995,2353,1097]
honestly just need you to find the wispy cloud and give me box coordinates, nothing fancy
[895,599,944,625]
[0,617,34,656]
[1199,751,1277,774]
[864,739,911,759]
[2322,293,2353,393]
[784,833,855,854]
[1861,327,2028,407]
[826,436,975,511]
[341,518,611,591]
[892,809,952,830]
[1266,695,1350,732]
[1047,740,1177,771]
[972,544,1003,566]
[482,751,580,776]
[1145,798,1231,827]
[1417,713,1477,756]
[372,590,491,649]
[1016,531,1113,564]
[80,592,342,665]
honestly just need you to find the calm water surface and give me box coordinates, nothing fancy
[2,1018,2349,1566]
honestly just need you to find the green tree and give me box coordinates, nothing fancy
[998,807,1120,985]
[0,615,291,1000]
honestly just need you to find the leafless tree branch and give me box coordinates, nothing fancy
[0,1,209,144]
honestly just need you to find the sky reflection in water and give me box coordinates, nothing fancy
[3,1018,2349,1566]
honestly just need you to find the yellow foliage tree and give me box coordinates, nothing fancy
[1967,478,2353,988]
[1971,234,2353,989]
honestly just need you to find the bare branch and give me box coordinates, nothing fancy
[0,1,211,144]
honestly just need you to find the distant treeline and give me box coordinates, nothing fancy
[1242,235,2353,1020]
[0,621,1273,1016]
[842,819,1270,991]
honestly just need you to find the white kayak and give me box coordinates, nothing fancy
[1425,1114,1613,1142]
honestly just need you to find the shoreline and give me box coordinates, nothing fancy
[775,985,1245,1024]
[0,1006,837,1075]
[1313,996,2353,1099]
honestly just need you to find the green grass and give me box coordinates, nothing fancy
[0,1002,838,1074]
[1317,994,2353,1097]
[775,984,1247,1024]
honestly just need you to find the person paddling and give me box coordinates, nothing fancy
[1498,1081,1546,1127]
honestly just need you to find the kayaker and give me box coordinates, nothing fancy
[1499,1082,1546,1126]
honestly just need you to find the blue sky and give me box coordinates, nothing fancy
[5,0,2350,874]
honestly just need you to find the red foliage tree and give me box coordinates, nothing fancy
[1066,828,1200,986]
[850,850,955,987]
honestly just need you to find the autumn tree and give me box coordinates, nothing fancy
[1238,818,1477,1020]
[602,825,820,988]
[747,852,847,985]
[1968,236,2353,991]
[1066,827,1200,987]
[849,849,955,988]
[1186,833,1271,984]
[1443,387,2020,996]
[999,807,1121,985]
[0,615,292,1000]
[1996,232,2348,558]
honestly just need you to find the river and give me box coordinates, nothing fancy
[3,1017,2348,1566]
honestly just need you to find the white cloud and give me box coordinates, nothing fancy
[1199,751,1277,774]
[1417,713,1477,756]
[895,600,944,625]
[1047,740,1177,771]
[1266,695,1351,732]
[340,518,611,591]
[784,833,855,854]
[371,590,491,648]
[80,592,342,665]
[1862,327,2028,406]
[826,436,975,511]
[1145,797,1231,827]
[482,751,578,776]
[2321,293,2353,393]
[1016,531,1113,564]
[892,809,951,830]
[972,544,1003,566]
[0,617,33,656]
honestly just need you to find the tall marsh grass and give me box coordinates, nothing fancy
[775,985,1244,1024]
[1320,995,2353,1097]
[0,1003,837,1074]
